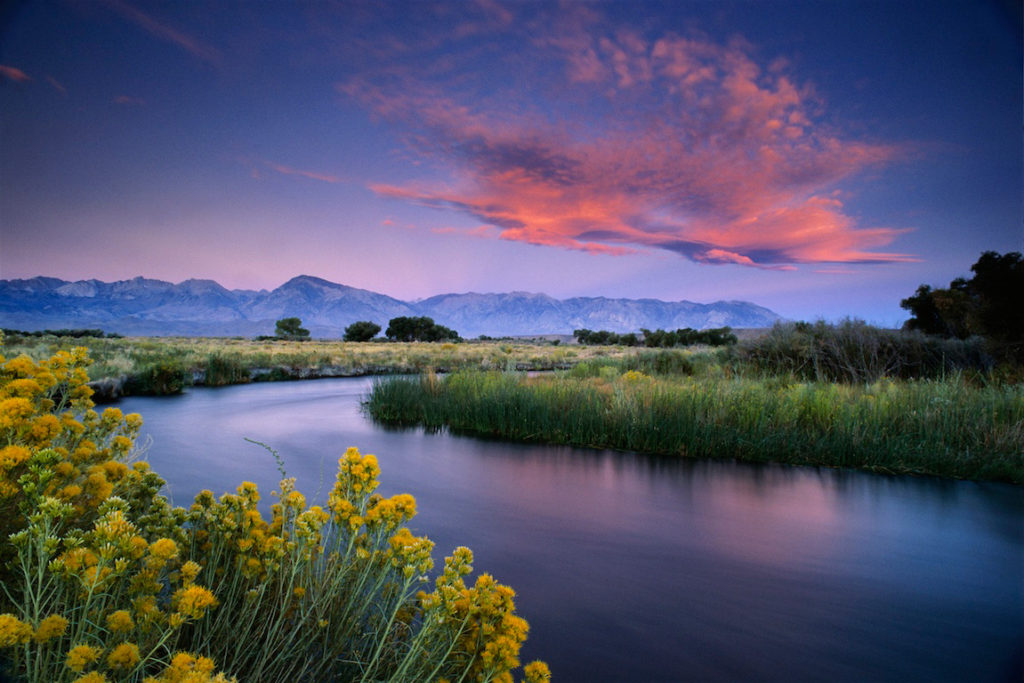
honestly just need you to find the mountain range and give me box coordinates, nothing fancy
[0,275,782,338]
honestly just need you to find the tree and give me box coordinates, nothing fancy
[619,332,640,347]
[344,320,381,342]
[573,329,594,344]
[385,316,459,342]
[901,251,1023,363]
[968,251,1023,350]
[386,316,428,342]
[701,327,738,346]
[419,323,459,342]
[901,285,949,336]
[275,316,310,340]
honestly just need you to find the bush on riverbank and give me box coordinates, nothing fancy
[0,344,549,682]
[733,319,994,383]
[367,370,1024,483]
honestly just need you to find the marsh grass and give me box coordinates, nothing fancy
[367,370,1024,483]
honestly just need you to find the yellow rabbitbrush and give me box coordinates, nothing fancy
[0,339,549,683]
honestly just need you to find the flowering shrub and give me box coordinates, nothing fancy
[0,339,549,682]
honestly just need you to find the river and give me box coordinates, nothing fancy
[118,377,1024,682]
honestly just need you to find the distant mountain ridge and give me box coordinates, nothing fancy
[0,275,782,337]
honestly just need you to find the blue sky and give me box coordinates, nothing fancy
[1,0,1020,325]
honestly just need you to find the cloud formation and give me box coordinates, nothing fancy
[104,0,220,65]
[340,11,914,268]
[263,161,344,184]
[46,76,67,94]
[0,65,31,83]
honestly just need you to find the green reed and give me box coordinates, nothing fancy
[366,370,1024,483]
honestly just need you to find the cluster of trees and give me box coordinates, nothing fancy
[901,251,1023,363]
[384,316,459,342]
[1,328,122,339]
[574,327,738,347]
[573,329,641,346]
[271,316,460,342]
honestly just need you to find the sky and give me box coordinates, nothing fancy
[1,0,1020,326]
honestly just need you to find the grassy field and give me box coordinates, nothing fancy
[0,333,638,397]
[366,363,1024,484]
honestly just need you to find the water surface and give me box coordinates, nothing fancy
[119,378,1024,682]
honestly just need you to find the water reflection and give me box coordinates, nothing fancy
[119,378,1024,682]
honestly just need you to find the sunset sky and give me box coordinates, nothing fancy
[1,0,1020,325]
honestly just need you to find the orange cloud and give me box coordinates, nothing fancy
[341,20,915,268]
[0,65,31,83]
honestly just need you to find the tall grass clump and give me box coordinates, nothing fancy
[124,361,187,396]
[0,342,550,682]
[563,350,697,379]
[202,354,250,387]
[367,370,1024,483]
[735,319,994,382]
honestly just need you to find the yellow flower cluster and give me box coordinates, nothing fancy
[621,369,650,383]
[148,538,179,562]
[106,641,141,670]
[415,545,542,683]
[0,613,33,647]
[0,348,147,545]
[365,492,417,532]
[142,651,237,683]
[172,585,218,620]
[329,447,380,518]
[523,660,552,683]
[65,644,102,672]
[33,614,69,642]
[1,341,547,683]
[187,482,286,581]
[70,672,107,683]
[105,610,134,634]
[389,527,434,579]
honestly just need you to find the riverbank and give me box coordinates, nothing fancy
[366,369,1024,484]
[0,333,636,400]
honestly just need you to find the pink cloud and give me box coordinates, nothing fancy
[114,94,145,106]
[0,65,31,83]
[46,76,67,94]
[263,161,344,184]
[382,218,417,230]
[341,17,915,269]
[103,0,220,65]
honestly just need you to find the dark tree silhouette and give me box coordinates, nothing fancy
[385,316,459,342]
[344,321,381,342]
[901,251,1023,363]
